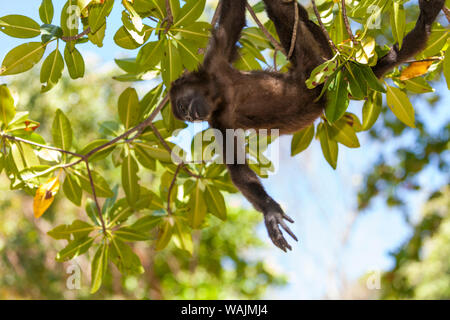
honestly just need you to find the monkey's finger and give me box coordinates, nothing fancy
[279,220,298,242]
[283,214,295,223]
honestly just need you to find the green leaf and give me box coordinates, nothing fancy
[114,25,152,49]
[403,77,434,94]
[345,63,367,100]
[88,23,106,47]
[318,123,338,169]
[444,48,450,90]
[63,174,82,206]
[114,227,149,242]
[131,215,163,232]
[326,71,349,123]
[386,85,415,128]
[48,220,94,240]
[118,87,141,129]
[77,169,114,198]
[52,109,73,150]
[362,91,382,130]
[359,64,386,93]
[88,0,114,33]
[122,154,140,206]
[133,142,172,163]
[420,28,449,58]
[155,218,173,251]
[64,45,85,79]
[61,0,80,51]
[188,181,207,229]
[39,0,54,24]
[391,2,405,49]
[291,124,315,156]
[161,40,182,87]
[137,40,164,72]
[134,144,156,170]
[0,42,46,76]
[329,118,360,149]
[90,241,109,294]
[56,236,94,262]
[40,24,63,43]
[175,0,206,27]
[0,84,16,126]
[40,49,64,92]
[204,184,227,221]
[109,238,144,275]
[0,15,41,38]
[79,139,115,162]
[172,217,193,254]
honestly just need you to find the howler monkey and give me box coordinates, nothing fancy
[169,0,445,251]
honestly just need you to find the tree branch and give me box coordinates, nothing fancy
[443,6,450,23]
[167,164,182,215]
[84,160,107,234]
[311,0,338,52]
[245,2,286,55]
[149,123,202,179]
[341,0,357,45]
[61,27,91,42]
[1,133,83,158]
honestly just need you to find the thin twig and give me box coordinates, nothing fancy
[288,1,299,60]
[63,95,170,169]
[164,0,174,34]
[149,123,202,179]
[273,48,278,71]
[84,160,107,234]
[443,6,450,23]
[1,134,83,158]
[167,164,182,215]
[403,57,443,64]
[246,2,286,55]
[341,0,357,45]
[61,27,91,42]
[311,0,338,52]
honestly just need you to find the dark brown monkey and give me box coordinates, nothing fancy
[169,0,445,251]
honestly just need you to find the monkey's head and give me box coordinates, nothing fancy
[170,70,212,122]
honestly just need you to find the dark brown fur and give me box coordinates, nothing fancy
[169,0,445,251]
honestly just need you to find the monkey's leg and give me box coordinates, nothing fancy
[372,0,445,78]
[203,0,246,69]
[262,0,332,76]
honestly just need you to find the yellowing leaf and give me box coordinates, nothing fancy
[33,176,60,218]
[399,61,434,81]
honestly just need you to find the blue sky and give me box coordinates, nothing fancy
[0,0,449,299]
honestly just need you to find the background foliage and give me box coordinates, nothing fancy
[0,0,448,297]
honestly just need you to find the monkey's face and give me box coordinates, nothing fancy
[170,72,212,122]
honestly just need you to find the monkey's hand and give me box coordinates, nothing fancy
[264,210,298,252]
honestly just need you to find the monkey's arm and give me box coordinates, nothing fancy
[214,127,298,252]
[372,0,445,78]
[227,163,298,251]
[203,0,246,69]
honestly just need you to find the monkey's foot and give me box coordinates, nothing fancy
[264,211,298,252]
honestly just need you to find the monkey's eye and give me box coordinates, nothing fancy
[177,102,186,113]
